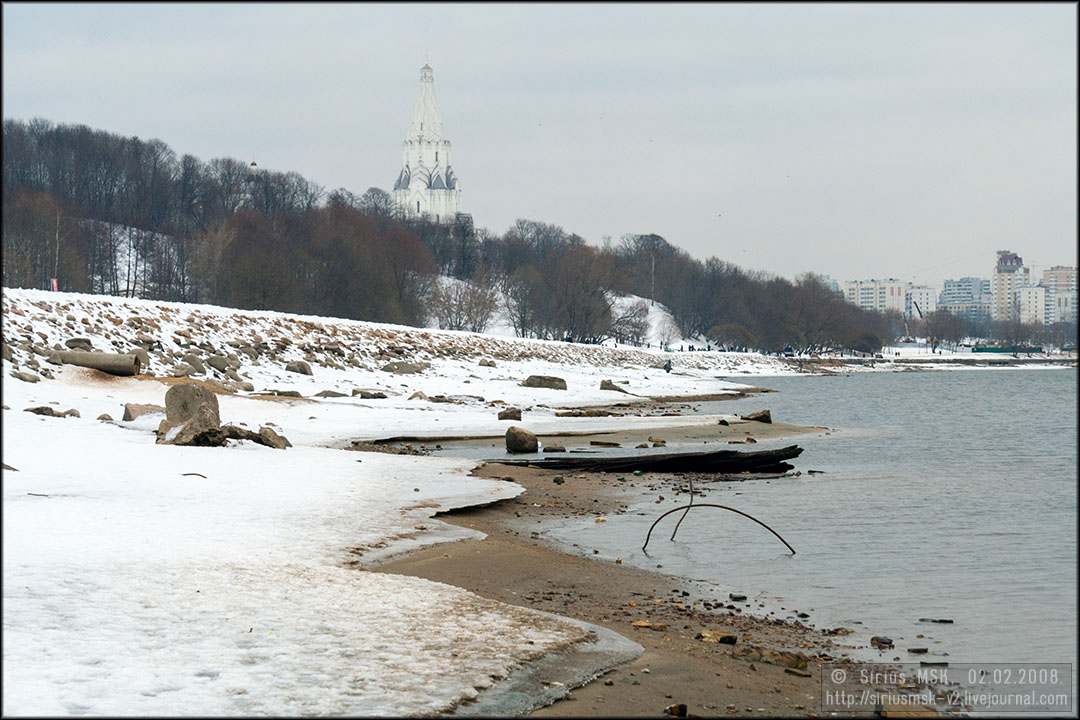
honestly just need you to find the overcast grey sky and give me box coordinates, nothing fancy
[3,3,1076,288]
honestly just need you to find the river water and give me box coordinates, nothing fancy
[539,368,1077,683]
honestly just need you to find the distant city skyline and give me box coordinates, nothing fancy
[3,3,1076,289]
[835,251,1077,290]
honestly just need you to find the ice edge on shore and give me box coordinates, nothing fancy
[450,611,645,717]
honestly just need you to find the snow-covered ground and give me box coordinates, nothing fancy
[4,287,790,716]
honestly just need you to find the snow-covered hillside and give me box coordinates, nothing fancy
[425,276,709,351]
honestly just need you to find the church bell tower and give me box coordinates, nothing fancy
[393,62,461,223]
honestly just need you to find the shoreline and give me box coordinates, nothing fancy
[374,454,914,717]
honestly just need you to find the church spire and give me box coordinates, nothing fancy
[405,61,447,142]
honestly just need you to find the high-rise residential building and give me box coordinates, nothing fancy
[991,250,1030,322]
[1041,266,1077,294]
[1041,266,1078,324]
[905,284,937,318]
[843,278,906,314]
[393,62,462,223]
[938,277,992,320]
[1017,285,1047,325]
[1050,290,1078,325]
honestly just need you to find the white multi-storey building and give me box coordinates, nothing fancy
[1017,285,1047,325]
[843,278,906,314]
[393,62,462,223]
[905,284,937,318]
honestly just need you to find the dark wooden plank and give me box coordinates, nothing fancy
[501,444,803,473]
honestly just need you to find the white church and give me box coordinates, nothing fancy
[392,62,462,223]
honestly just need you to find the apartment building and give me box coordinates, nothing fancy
[843,278,906,314]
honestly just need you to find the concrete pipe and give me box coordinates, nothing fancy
[50,350,142,376]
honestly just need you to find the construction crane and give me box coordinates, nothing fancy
[912,301,937,352]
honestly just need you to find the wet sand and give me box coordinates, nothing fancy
[375,456,884,718]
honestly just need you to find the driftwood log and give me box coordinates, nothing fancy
[50,350,141,376]
[500,444,803,474]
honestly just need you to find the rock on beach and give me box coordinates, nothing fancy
[505,426,538,453]
[521,375,567,390]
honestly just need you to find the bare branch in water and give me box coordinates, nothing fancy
[670,476,695,541]
[643,494,796,555]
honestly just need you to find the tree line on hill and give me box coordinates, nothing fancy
[4,118,1070,352]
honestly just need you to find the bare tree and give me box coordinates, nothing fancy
[358,186,395,229]
[502,265,549,338]
[606,299,650,346]
[656,315,683,348]
[708,323,756,351]
[431,278,500,333]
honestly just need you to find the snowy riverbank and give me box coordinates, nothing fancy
[2,287,784,715]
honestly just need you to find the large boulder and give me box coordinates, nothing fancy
[164,382,221,426]
[285,360,313,375]
[65,337,93,351]
[181,353,206,374]
[258,426,292,449]
[522,375,568,390]
[381,361,428,374]
[207,355,230,372]
[171,363,196,378]
[157,404,225,446]
[498,407,522,421]
[741,409,772,423]
[122,403,166,421]
[505,426,538,453]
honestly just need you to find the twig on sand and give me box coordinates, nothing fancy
[643,479,796,555]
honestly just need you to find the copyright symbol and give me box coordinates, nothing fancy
[831,669,846,684]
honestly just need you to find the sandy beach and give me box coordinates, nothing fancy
[375,422,880,718]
